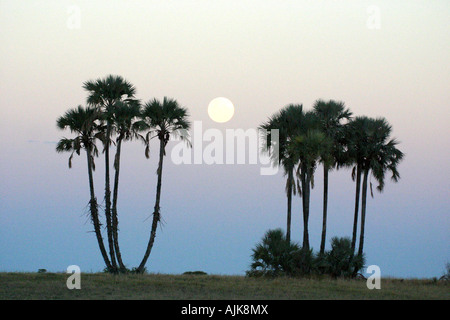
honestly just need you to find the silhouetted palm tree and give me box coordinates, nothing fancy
[110,99,142,272]
[83,75,136,272]
[344,116,370,255]
[56,106,113,271]
[313,99,352,255]
[136,97,190,273]
[259,104,304,243]
[357,118,403,258]
[345,116,404,258]
[290,112,331,250]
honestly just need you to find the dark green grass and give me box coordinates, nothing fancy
[0,272,448,300]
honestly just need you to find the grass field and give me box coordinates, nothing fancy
[0,272,448,300]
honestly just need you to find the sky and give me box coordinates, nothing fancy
[0,0,449,278]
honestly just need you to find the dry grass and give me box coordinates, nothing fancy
[0,272,448,300]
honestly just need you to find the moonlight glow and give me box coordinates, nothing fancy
[207,97,235,123]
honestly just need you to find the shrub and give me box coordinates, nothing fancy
[247,229,301,277]
[291,247,317,276]
[440,262,450,281]
[324,237,365,278]
[183,271,207,275]
[247,231,365,279]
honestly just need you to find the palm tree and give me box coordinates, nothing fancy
[313,99,352,256]
[136,97,191,273]
[110,99,142,272]
[356,118,403,258]
[56,106,113,271]
[344,116,370,255]
[259,104,304,243]
[345,117,404,258]
[83,75,136,272]
[290,112,331,250]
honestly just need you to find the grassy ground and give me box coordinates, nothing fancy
[0,272,448,300]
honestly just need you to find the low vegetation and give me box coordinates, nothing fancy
[0,272,447,300]
[247,229,365,278]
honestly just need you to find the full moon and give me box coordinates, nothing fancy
[207,97,235,123]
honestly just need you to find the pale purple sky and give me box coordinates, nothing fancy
[0,0,449,278]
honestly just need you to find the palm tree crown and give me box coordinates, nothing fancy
[83,75,136,109]
[356,117,403,192]
[111,100,142,143]
[140,97,191,155]
[56,105,100,167]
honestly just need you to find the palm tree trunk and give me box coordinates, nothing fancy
[137,137,165,273]
[357,168,369,258]
[351,164,362,255]
[300,162,310,250]
[286,168,293,243]
[319,165,329,256]
[86,148,113,271]
[104,124,118,272]
[112,138,127,272]
[305,168,312,251]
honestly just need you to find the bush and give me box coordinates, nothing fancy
[324,237,365,278]
[247,231,365,279]
[291,247,317,276]
[246,229,301,277]
[183,271,208,275]
[440,262,450,281]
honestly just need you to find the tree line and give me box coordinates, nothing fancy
[56,74,403,275]
[250,101,404,277]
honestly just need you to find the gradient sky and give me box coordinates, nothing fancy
[0,0,449,278]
